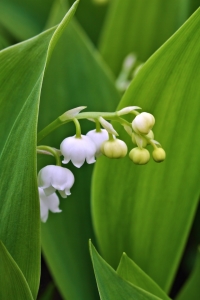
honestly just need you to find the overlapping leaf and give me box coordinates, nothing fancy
[39,2,120,299]
[90,241,162,300]
[0,2,79,298]
[117,253,170,300]
[92,7,200,293]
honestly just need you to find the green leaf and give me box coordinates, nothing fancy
[39,2,120,300]
[99,0,189,75]
[175,249,200,300]
[0,2,79,298]
[0,241,33,300]
[92,7,200,293]
[117,253,170,300]
[0,0,55,40]
[68,0,108,44]
[89,241,162,300]
[38,283,55,300]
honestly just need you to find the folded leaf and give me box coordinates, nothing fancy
[0,2,79,298]
[117,253,171,300]
[0,241,33,300]
[89,241,162,300]
[92,7,200,293]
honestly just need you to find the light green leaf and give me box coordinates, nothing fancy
[89,241,162,300]
[0,241,33,300]
[175,249,200,300]
[0,2,79,298]
[0,0,55,40]
[117,253,170,300]
[39,2,120,300]
[92,7,200,293]
[99,0,189,75]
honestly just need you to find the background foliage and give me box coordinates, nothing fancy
[0,0,199,299]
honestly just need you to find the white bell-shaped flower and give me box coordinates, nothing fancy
[60,135,96,168]
[86,129,109,157]
[132,112,155,134]
[39,188,61,223]
[38,165,75,198]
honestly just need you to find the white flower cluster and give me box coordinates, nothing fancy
[38,109,165,222]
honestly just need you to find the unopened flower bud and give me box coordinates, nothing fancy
[132,112,155,134]
[101,138,127,158]
[152,148,166,162]
[129,147,150,165]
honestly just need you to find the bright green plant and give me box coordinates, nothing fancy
[0,0,199,299]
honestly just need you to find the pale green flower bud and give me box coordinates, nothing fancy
[101,138,127,158]
[152,148,166,162]
[129,147,150,165]
[132,112,155,134]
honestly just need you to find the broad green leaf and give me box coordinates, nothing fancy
[0,2,79,298]
[99,0,189,75]
[0,0,54,40]
[92,8,200,293]
[89,241,162,300]
[117,253,170,300]
[175,249,200,300]
[39,2,120,300]
[0,241,33,300]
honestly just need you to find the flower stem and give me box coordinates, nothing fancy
[37,145,61,166]
[73,118,81,138]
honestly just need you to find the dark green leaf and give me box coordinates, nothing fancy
[175,249,200,300]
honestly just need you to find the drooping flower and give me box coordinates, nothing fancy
[129,147,150,165]
[86,129,109,157]
[101,138,127,158]
[60,135,96,168]
[132,112,155,134]
[39,188,61,223]
[38,165,75,198]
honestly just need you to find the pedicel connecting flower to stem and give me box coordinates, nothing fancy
[37,106,166,222]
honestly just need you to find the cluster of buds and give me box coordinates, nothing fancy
[37,106,166,222]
